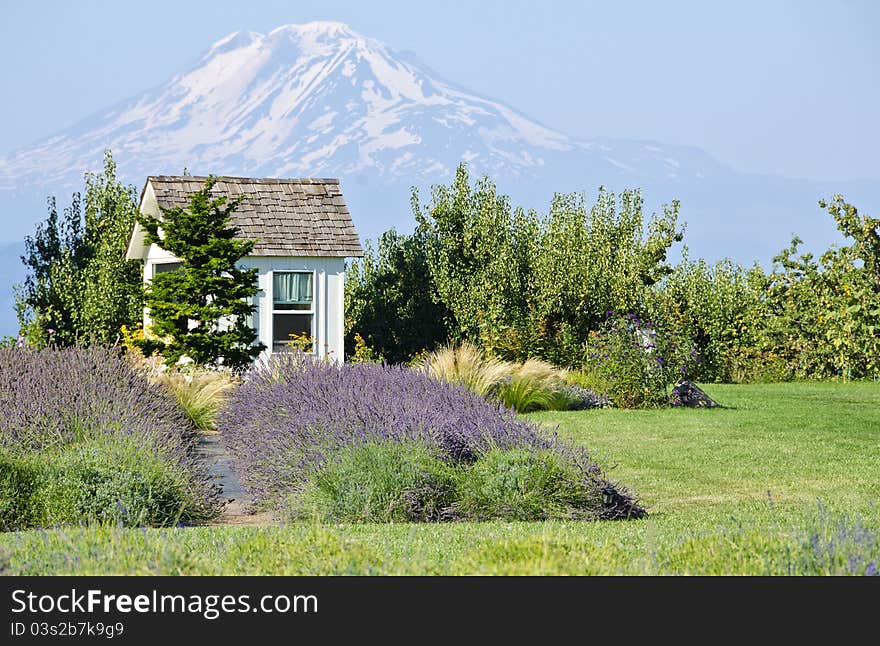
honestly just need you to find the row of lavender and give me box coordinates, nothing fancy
[219,355,645,522]
[0,347,219,530]
[1,345,644,529]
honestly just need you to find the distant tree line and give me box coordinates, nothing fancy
[346,163,880,381]
[15,153,878,381]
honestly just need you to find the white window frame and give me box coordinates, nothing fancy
[270,269,316,354]
[151,260,182,279]
[240,266,260,340]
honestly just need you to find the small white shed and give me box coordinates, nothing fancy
[125,175,363,362]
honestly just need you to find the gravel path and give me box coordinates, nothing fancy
[194,434,278,527]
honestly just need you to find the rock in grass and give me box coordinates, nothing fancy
[670,380,719,408]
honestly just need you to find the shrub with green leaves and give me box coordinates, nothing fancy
[286,441,644,524]
[453,448,618,521]
[577,312,698,408]
[345,229,452,364]
[288,442,459,523]
[646,196,880,382]
[759,197,880,380]
[646,253,766,383]
[1,439,193,530]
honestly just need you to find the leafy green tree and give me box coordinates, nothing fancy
[646,252,767,382]
[17,151,142,346]
[413,165,540,359]
[761,196,880,379]
[532,187,682,364]
[79,153,144,343]
[345,229,452,363]
[412,164,683,364]
[759,236,828,377]
[18,195,85,346]
[135,175,264,371]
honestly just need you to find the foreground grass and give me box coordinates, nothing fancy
[2,382,878,575]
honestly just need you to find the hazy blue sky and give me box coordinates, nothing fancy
[1,0,877,182]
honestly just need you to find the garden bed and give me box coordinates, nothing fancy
[219,354,644,522]
[0,346,220,530]
[2,382,878,575]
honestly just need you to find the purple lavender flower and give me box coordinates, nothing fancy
[0,346,218,519]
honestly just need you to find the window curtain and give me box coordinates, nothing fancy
[273,272,313,307]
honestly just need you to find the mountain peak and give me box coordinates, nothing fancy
[268,21,357,38]
[0,20,873,294]
[205,29,265,56]
[0,20,577,192]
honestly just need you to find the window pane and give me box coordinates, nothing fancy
[243,297,257,334]
[154,262,182,274]
[273,313,312,350]
[242,274,258,334]
[273,272,312,310]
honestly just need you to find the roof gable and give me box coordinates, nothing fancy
[130,175,363,259]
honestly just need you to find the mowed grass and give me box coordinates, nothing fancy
[533,381,880,516]
[2,382,878,575]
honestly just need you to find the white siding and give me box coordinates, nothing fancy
[246,256,347,363]
[140,250,346,363]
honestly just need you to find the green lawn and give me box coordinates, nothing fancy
[2,382,878,575]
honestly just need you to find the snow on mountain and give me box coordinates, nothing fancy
[0,20,877,300]
[0,21,592,192]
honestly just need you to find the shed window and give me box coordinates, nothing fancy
[272,271,314,352]
[153,261,182,276]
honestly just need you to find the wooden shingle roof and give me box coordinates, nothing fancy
[145,176,363,257]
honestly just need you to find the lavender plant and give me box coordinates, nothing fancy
[0,346,219,528]
[795,503,880,576]
[219,354,644,521]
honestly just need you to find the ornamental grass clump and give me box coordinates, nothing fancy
[0,346,219,529]
[219,354,644,521]
[423,343,577,412]
[154,370,237,433]
[423,342,510,398]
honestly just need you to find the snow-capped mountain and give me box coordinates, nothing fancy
[0,21,878,336]
[0,21,710,193]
